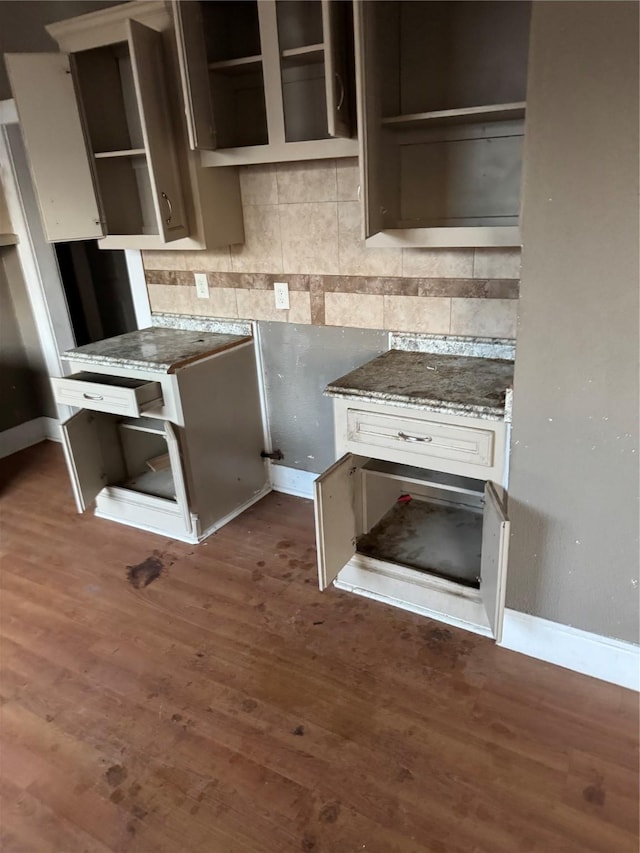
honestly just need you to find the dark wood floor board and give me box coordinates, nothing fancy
[0,442,637,853]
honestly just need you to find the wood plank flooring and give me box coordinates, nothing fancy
[0,442,638,853]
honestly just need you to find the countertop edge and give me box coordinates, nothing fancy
[324,387,507,422]
[62,335,253,374]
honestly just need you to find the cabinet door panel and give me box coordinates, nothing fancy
[164,421,191,529]
[5,53,104,243]
[353,1,389,238]
[60,410,106,513]
[128,19,188,242]
[314,453,364,590]
[172,0,216,151]
[480,481,510,642]
[322,0,352,138]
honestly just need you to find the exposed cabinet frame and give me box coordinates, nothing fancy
[173,0,359,166]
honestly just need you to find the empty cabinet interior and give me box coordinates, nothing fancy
[356,461,484,588]
[358,0,532,246]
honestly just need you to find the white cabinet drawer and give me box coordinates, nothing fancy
[52,372,163,416]
[346,408,495,469]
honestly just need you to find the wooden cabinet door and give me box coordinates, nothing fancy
[60,410,107,513]
[480,481,510,642]
[352,1,386,239]
[164,422,191,529]
[172,0,216,151]
[128,19,188,242]
[314,453,365,590]
[5,53,105,243]
[322,0,353,138]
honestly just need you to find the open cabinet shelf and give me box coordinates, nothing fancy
[173,0,357,164]
[356,0,531,248]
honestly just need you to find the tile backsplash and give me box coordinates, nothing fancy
[143,159,521,339]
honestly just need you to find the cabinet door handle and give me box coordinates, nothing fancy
[161,192,173,225]
[398,431,432,443]
[83,392,104,401]
[334,72,345,112]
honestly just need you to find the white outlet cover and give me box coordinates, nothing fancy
[194,273,209,299]
[274,281,289,310]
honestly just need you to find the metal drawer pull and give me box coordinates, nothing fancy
[161,191,173,224]
[335,72,345,111]
[83,392,104,401]
[398,431,432,443]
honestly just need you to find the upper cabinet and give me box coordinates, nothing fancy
[6,1,243,251]
[355,1,532,248]
[8,21,187,245]
[173,0,359,166]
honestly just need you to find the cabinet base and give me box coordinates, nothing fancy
[95,482,272,544]
[335,554,493,639]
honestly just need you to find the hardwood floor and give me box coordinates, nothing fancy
[0,442,637,853]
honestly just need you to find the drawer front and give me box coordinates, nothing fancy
[52,372,163,417]
[346,408,495,469]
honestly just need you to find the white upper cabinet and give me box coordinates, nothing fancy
[7,19,188,245]
[354,0,532,248]
[173,0,359,166]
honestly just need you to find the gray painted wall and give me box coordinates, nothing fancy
[0,1,119,100]
[507,2,639,644]
[258,322,387,473]
[0,247,54,431]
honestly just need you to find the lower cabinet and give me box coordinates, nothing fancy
[61,410,197,541]
[314,401,510,641]
[55,340,270,543]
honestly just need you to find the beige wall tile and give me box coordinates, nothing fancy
[147,283,191,314]
[473,248,522,279]
[236,289,311,324]
[230,205,283,273]
[182,247,232,273]
[325,291,384,329]
[276,160,337,204]
[338,201,402,276]
[141,251,188,271]
[280,202,339,275]
[189,287,238,318]
[384,296,451,334]
[336,158,360,201]
[402,248,474,278]
[239,164,278,205]
[450,298,518,338]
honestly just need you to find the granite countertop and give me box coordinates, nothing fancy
[62,327,251,374]
[325,349,514,421]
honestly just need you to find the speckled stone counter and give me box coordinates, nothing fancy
[325,350,514,421]
[62,327,251,374]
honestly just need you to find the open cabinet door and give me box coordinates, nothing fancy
[352,1,386,239]
[5,53,104,243]
[172,0,216,151]
[314,453,364,590]
[480,482,510,642]
[60,410,106,513]
[164,422,192,530]
[322,0,353,139]
[128,19,188,242]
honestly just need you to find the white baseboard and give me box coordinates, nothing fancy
[42,417,61,441]
[0,416,60,459]
[270,464,315,499]
[501,609,639,691]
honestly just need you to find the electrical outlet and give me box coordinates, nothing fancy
[274,281,289,310]
[194,273,209,299]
